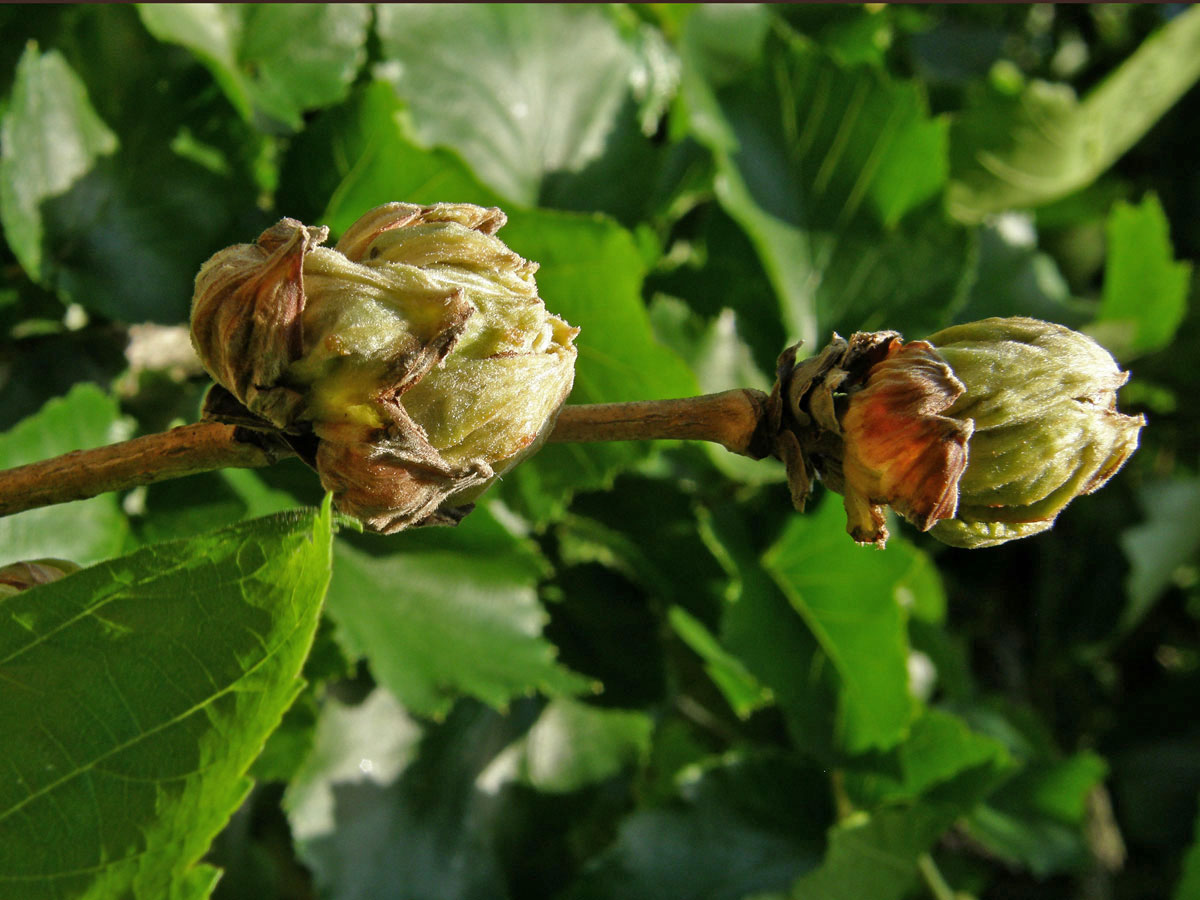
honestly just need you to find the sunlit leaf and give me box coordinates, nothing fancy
[763,495,943,753]
[843,708,1013,808]
[0,44,116,281]
[0,500,333,899]
[288,698,530,900]
[374,4,673,221]
[1089,193,1191,359]
[137,4,369,130]
[681,10,957,344]
[0,38,244,323]
[490,698,653,794]
[317,97,696,523]
[696,499,839,760]
[785,803,957,900]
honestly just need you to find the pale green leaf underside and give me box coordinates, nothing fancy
[374,4,658,211]
[0,44,117,282]
[137,4,369,129]
[948,5,1200,221]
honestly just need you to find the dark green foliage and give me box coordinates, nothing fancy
[1,5,1198,899]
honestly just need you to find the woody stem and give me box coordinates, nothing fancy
[0,390,771,518]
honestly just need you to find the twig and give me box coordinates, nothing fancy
[0,423,280,517]
[548,388,769,456]
[0,390,771,518]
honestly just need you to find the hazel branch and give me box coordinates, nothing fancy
[548,389,770,456]
[0,422,281,517]
[0,391,770,519]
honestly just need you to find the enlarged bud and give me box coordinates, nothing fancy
[922,317,1144,548]
[0,558,80,596]
[770,317,1144,548]
[191,203,578,532]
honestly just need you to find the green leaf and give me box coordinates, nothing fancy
[0,383,131,565]
[843,707,1014,808]
[948,6,1200,221]
[965,752,1108,877]
[325,506,590,718]
[567,754,830,900]
[649,298,785,484]
[763,495,943,753]
[277,80,412,222]
[503,209,697,408]
[1176,797,1200,900]
[137,4,369,130]
[950,213,1085,327]
[1120,477,1200,633]
[1089,193,1192,359]
[0,499,333,899]
[0,36,245,323]
[374,5,672,220]
[0,43,117,282]
[965,806,1089,879]
[669,606,773,719]
[285,687,424,843]
[681,13,958,343]
[698,500,839,760]
[495,698,653,794]
[287,698,530,900]
[1015,752,1108,824]
[785,803,958,900]
[316,86,507,222]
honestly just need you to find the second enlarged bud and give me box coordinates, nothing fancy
[770,316,1144,548]
[191,202,578,532]
[837,317,1144,547]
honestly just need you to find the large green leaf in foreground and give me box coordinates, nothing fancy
[0,500,333,899]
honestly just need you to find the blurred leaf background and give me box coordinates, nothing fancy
[1,5,1199,899]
